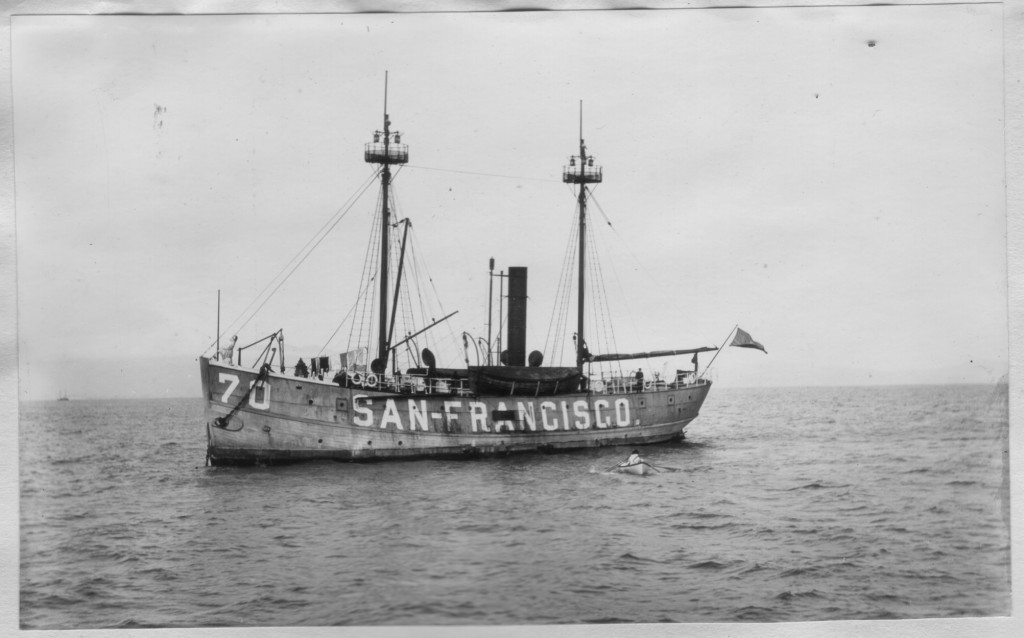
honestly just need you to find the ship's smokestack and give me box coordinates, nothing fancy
[506,266,528,367]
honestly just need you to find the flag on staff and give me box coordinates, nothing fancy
[730,327,767,353]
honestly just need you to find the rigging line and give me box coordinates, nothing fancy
[589,219,612,348]
[589,193,660,282]
[408,226,449,320]
[349,186,385,354]
[206,168,380,354]
[220,167,379,335]
[407,229,458,363]
[549,209,579,366]
[352,184,385,354]
[587,218,615,364]
[387,191,409,358]
[405,164,559,183]
[316,296,361,358]
[588,224,612,375]
[400,232,422,358]
[552,183,591,361]
[400,230,421,362]
[218,170,381,350]
[585,193,649,365]
[600,220,646,375]
[587,189,615,227]
[410,239,456,356]
[560,213,581,364]
[543,208,571,360]
[592,224,624,378]
[559,178,587,362]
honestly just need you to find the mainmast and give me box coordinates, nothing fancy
[364,73,409,371]
[562,102,602,369]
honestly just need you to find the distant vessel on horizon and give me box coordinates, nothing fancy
[57,390,69,402]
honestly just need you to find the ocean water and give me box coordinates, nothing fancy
[19,384,1010,628]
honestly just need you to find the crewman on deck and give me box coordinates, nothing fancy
[219,335,237,364]
[635,368,644,392]
[294,358,309,378]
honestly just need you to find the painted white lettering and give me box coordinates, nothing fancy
[573,400,591,430]
[408,400,428,432]
[540,401,559,431]
[353,395,373,427]
[248,380,270,410]
[442,401,462,431]
[470,402,488,433]
[218,373,239,403]
[494,401,515,433]
[594,399,611,429]
[615,398,631,427]
[517,402,537,432]
[381,399,403,430]
[561,401,571,431]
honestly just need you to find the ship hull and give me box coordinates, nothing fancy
[200,357,712,466]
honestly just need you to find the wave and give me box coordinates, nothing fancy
[671,522,736,531]
[738,563,765,574]
[582,616,634,623]
[690,511,732,519]
[867,593,906,602]
[49,457,89,466]
[617,552,657,563]
[19,388,1012,626]
[30,593,85,607]
[688,560,727,570]
[788,482,851,491]
[109,618,165,629]
[776,590,825,600]
[567,584,616,595]
[734,605,776,621]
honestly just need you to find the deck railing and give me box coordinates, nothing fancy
[258,361,708,397]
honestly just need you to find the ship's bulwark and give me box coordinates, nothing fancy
[201,358,712,466]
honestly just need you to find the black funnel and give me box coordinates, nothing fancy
[507,266,527,367]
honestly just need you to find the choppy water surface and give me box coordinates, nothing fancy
[20,384,1010,628]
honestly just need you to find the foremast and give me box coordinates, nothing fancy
[364,74,409,372]
[562,103,603,370]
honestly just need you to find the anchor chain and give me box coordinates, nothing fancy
[212,363,271,432]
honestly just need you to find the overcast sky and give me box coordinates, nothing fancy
[12,5,1006,399]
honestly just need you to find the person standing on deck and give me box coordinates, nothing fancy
[218,335,237,364]
[635,368,644,392]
